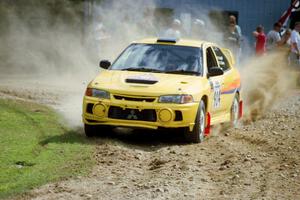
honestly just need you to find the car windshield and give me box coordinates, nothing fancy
[110,44,203,76]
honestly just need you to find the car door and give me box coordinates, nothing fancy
[212,46,240,114]
[205,46,224,117]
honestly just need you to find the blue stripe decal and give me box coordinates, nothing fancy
[221,86,241,95]
[221,89,236,94]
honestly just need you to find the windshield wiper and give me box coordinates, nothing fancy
[165,70,201,75]
[121,67,163,73]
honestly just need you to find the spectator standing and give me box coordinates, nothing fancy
[253,25,266,56]
[289,22,300,68]
[224,15,242,63]
[164,19,182,38]
[282,29,291,48]
[229,15,242,38]
[280,29,292,58]
[266,22,289,51]
[190,18,206,40]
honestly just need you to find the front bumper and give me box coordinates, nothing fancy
[82,96,199,131]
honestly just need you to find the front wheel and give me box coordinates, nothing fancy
[84,124,112,137]
[84,124,96,137]
[230,94,240,127]
[184,100,206,143]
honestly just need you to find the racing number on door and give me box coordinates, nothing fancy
[213,81,221,108]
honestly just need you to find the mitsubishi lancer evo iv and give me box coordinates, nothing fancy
[82,38,243,143]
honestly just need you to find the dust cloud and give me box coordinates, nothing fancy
[241,52,298,122]
[0,0,158,127]
[0,1,297,128]
[0,1,97,127]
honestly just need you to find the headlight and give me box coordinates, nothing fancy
[85,88,110,99]
[158,95,193,104]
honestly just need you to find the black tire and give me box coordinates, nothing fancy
[185,100,206,143]
[84,124,112,137]
[230,94,240,127]
[84,124,96,137]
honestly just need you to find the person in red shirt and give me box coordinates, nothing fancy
[253,25,266,56]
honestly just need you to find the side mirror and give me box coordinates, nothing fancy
[208,67,224,77]
[99,60,111,69]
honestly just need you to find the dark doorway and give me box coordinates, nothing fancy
[290,11,300,29]
[153,8,174,31]
[209,10,239,31]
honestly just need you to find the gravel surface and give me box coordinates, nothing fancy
[1,77,300,200]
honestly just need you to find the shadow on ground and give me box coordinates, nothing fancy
[39,127,93,146]
[39,126,189,151]
[106,128,188,150]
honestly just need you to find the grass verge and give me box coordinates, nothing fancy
[0,99,94,199]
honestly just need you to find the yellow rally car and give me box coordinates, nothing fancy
[82,38,242,143]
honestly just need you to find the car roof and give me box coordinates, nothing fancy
[134,38,215,48]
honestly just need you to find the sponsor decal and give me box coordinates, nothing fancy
[213,81,221,108]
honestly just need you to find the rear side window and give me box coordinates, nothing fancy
[206,47,218,70]
[212,47,230,71]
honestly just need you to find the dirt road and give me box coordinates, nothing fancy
[1,78,300,200]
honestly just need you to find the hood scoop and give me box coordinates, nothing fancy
[125,74,158,85]
[125,78,158,84]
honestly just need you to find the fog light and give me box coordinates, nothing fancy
[93,103,106,117]
[158,108,173,122]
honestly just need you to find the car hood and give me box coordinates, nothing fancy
[89,70,208,96]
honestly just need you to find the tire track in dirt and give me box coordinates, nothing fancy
[88,135,219,200]
[210,103,300,199]
[2,76,299,199]
[10,93,300,200]
[212,130,274,199]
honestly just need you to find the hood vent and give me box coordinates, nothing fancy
[125,78,158,84]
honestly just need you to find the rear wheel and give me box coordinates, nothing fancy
[185,100,206,143]
[230,94,240,127]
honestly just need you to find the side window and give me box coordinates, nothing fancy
[206,47,218,71]
[212,47,230,71]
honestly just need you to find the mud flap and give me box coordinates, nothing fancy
[239,101,243,119]
[204,112,211,136]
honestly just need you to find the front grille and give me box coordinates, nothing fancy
[108,106,157,122]
[113,95,156,102]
